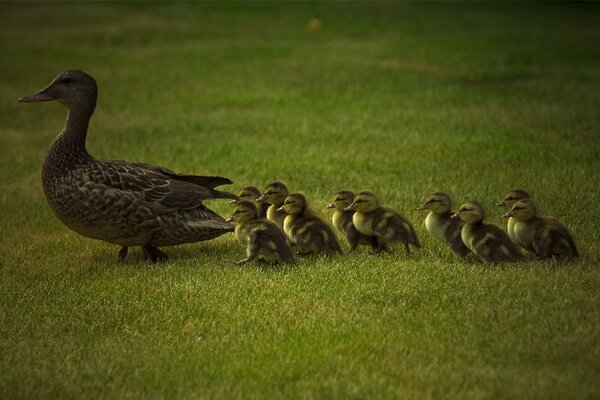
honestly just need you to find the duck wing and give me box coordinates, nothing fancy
[81,160,237,214]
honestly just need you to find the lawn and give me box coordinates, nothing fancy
[1,2,599,399]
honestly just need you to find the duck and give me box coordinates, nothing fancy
[345,191,421,254]
[502,199,578,259]
[326,190,377,251]
[232,185,269,218]
[225,200,294,265]
[278,193,342,256]
[19,70,236,262]
[417,192,470,257]
[256,181,289,229]
[496,189,531,243]
[451,201,524,264]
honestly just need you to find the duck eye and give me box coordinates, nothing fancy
[62,76,72,84]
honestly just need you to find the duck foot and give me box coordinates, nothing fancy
[142,245,168,263]
[118,246,129,261]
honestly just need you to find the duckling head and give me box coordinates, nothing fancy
[277,193,308,216]
[226,200,259,224]
[19,70,98,111]
[326,190,355,211]
[256,181,288,206]
[231,185,262,205]
[345,191,380,213]
[503,199,537,221]
[496,189,530,207]
[451,201,485,223]
[417,192,452,214]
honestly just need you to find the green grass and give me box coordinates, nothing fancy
[1,2,599,398]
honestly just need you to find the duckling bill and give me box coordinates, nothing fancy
[232,185,269,218]
[20,70,236,262]
[503,199,578,259]
[256,181,289,230]
[496,189,531,243]
[326,190,377,251]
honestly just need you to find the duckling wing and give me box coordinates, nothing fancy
[248,222,294,263]
[473,225,524,263]
[82,160,236,213]
[533,218,579,258]
[377,209,420,247]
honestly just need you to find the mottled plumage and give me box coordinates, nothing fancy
[20,70,235,262]
[256,181,289,230]
[452,201,524,264]
[503,199,578,259]
[279,193,342,256]
[417,192,470,257]
[226,201,294,265]
[496,189,531,243]
[232,186,269,218]
[326,190,377,251]
[346,191,420,254]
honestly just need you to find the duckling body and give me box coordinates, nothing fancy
[227,201,294,265]
[496,189,531,243]
[279,193,342,256]
[417,192,469,257]
[504,199,578,259]
[452,201,524,264]
[233,186,269,218]
[19,70,236,262]
[347,191,420,254]
[326,191,377,251]
[257,181,289,230]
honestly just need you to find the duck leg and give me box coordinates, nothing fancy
[142,245,169,263]
[118,246,129,260]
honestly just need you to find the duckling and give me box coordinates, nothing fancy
[19,70,236,262]
[232,186,269,218]
[256,181,289,230]
[278,193,342,256]
[417,192,470,257]
[503,199,578,259]
[225,200,294,265]
[326,190,377,251]
[496,189,531,243]
[451,201,524,264]
[345,191,420,254]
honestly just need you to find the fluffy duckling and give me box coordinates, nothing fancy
[503,199,578,259]
[417,192,470,257]
[346,191,421,254]
[226,200,294,265]
[326,190,377,251]
[256,181,289,230]
[232,186,269,218]
[451,201,524,264]
[496,189,531,243]
[278,193,342,256]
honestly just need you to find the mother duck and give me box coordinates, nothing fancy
[19,70,236,262]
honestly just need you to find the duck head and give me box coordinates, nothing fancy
[256,181,288,206]
[417,192,452,214]
[326,190,355,211]
[451,201,485,223]
[496,189,530,208]
[277,193,307,216]
[231,185,262,205]
[345,191,380,213]
[503,199,537,221]
[19,70,97,111]
[226,200,259,224]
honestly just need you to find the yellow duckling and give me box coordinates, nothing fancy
[326,190,377,251]
[496,189,531,243]
[503,199,578,259]
[417,192,470,257]
[256,181,289,230]
[345,191,420,254]
[451,201,524,263]
[232,185,269,218]
[225,200,294,265]
[278,193,342,256]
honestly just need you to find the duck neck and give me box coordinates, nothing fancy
[50,101,95,162]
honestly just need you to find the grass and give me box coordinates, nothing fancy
[1,2,599,398]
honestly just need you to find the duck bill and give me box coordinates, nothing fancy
[495,200,506,207]
[416,203,428,211]
[325,202,335,209]
[344,204,356,212]
[450,212,460,219]
[256,195,267,203]
[19,87,54,103]
[276,205,286,213]
[225,216,234,223]
[230,198,240,205]
[502,211,512,219]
